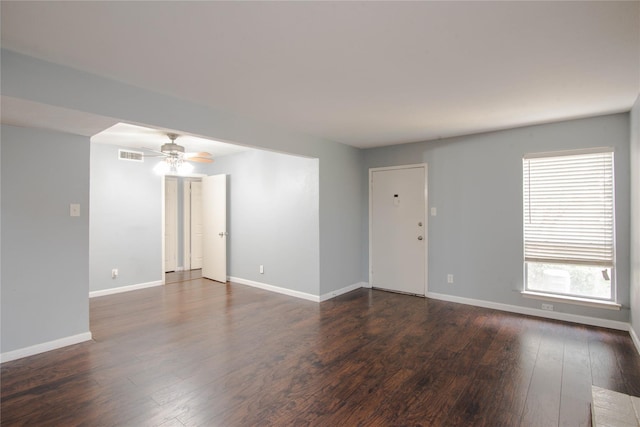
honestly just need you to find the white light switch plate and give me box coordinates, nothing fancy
[431,207,437,216]
[70,204,80,217]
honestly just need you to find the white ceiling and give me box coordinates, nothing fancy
[1,1,639,148]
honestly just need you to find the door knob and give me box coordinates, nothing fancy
[418,236,423,240]
[218,232,227,237]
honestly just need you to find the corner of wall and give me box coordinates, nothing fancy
[630,94,640,338]
[630,324,640,356]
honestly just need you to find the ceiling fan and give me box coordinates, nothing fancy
[143,133,213,174]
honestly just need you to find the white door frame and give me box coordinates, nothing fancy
[161,177,166,284]
[164,177,179,273]
[183,179,192,271]
[368,163,428,295]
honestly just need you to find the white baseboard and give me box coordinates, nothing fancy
[176,266,184,272]
[630,326,640,356]
[1,332,92,364]
[319,282,367,302]
[228,277,366,303]
[229,277,320,302]
[89,280,163,298]
[427,292,629,331]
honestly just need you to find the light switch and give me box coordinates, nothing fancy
[430,207,437,216]
[70,204,80,217]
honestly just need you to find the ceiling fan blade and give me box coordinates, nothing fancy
[139,147,167,155]
[186,157,214,163]
[185,151,212,158]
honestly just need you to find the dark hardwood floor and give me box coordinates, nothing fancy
[2,273,640,426]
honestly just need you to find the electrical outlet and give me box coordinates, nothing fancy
[541,303,554,311]
[447,274,454,284]
[112,268,118,279]
[259,265,264,274]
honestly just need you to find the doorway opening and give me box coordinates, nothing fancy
[162,174,228,284]
[163,176,203,274]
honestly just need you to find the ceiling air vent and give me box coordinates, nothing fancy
[118,149,144,162]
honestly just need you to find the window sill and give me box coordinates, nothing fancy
[521,291,621,311]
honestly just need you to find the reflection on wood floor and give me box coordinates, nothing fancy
[165,269,203,285]
[2,276,639,426]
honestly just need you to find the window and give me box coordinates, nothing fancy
[523,148,615,301]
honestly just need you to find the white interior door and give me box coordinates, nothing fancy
[370,165,426,295]
[164,177,178,273]
[190,181,203,270]
[202,174,227,283]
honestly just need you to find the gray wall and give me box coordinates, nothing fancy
[630,96,640,335]
[1,125,90,353]
[318,143,364,294]
[2,49,363,296]
[89,143,162,291]
[89,143,209,292]
[209,150,320,295]
[91,144,320,295]
[363,114,631,322]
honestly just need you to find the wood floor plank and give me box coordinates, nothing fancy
[2,272,639,426]
[559,326,593,426]
[519,322,565,427]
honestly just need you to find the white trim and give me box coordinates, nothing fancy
[228,277,365,303]
[523,146,614,160]
[161,177,166,284]
[369,163,427,172]
[1,332,92,363]
[319,282,367,302]
[630,326,640,356]
[176,266,185,272]
[229,276,320,302]
[89,280,163,298]
[521,291,621,310]
[183,180,191,271]
[369,163,428,296]
[164,177,179,273]
[427,292,629,331]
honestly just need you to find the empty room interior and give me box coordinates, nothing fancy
[1,2,640,426]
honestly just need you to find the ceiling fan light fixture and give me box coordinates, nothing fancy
[153,159,171,175]
[154,154,195,176]
[150,133,211,175]
[177,161,194,175]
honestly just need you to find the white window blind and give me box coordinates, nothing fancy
[523,149,614,267]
